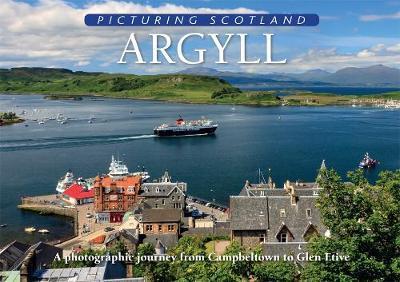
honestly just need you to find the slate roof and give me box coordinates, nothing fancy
[231,181,326,242]
[32,261,135,281]
[141,209,182,223]
[11,242,62,270]
[33,265,107,281]
[266,195,325,242]
[0,241,30,271]
[121,229,139,243]
[139,182,186,197]
[230,196,269,230]
[141,233,179,250]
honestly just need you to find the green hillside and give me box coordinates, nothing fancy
[0,67,238,104]
[0,68,398,106]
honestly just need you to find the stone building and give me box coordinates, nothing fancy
[230,163,328,256]
[139,208,182,236]
[139,171,186,210]
[94,175,142,223]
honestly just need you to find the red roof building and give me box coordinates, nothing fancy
[94,175,141,223]
[63,183,94,205]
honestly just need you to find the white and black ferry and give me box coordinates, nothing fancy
[154,117,218,137]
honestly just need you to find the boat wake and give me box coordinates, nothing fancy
[0,134,156,151]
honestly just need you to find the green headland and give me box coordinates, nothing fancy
[0,67,398,106]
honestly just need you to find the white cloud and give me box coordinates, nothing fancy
[239,43,400,73]
[359,11,400,21]
[357,49,375,58]
[387,43,400,52]
[0,0,262,69]
[74,60,90,66]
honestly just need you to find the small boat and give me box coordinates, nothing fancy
[0,224,7,228]
[38,121,45,125]
[25,227,36,233]
[88,120,93,124]
[358,152,378,169]
[61,121,67,124]
[38,229,50,234]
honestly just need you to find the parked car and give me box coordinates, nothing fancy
[192,210,203,218]
[104,227,115,232]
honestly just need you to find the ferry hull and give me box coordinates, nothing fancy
[154,126,217,137]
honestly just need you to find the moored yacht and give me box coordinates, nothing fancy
[109,155,150,182]
[56,171,74,193]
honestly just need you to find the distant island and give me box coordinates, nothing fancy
[0,67,399,107]
[0,112,24,126]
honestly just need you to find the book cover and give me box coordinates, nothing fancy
[0,0,399,281]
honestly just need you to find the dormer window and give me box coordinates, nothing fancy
[306,209,312,218]
[280,209,286,218]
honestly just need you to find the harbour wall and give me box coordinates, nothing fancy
[18,195,78,237]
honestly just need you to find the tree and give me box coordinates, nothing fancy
[303,169,400,281]
[253,261,297,282]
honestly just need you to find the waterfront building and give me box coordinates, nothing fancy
[62,183,94,205]
[94,174,142,223]
[139,171,187,210]
[140,208,182,235]
[229,164,327,256]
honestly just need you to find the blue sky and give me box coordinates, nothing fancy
[1,0,399,74]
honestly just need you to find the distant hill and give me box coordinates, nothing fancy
[321,65,400,85]
[0,67,237,104]
[177,65,400,86]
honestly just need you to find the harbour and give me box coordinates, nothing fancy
[0,94,399,245]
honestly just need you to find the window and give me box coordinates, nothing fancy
[146,225,153,232]
[260,191,265,196]
[279,232,287,242]
[158,225,162,232]
[155,204,158,208]
[313,190,319,196]
[156,187,160,193]
[259,233,266,243]
[178,196,181,200]
[172,196,175,200]
[280,209,286,218]
[306,209,312,218]
[168,225,175,232]
[162,199,165,205]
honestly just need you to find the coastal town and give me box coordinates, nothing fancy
[0,155,331,281]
